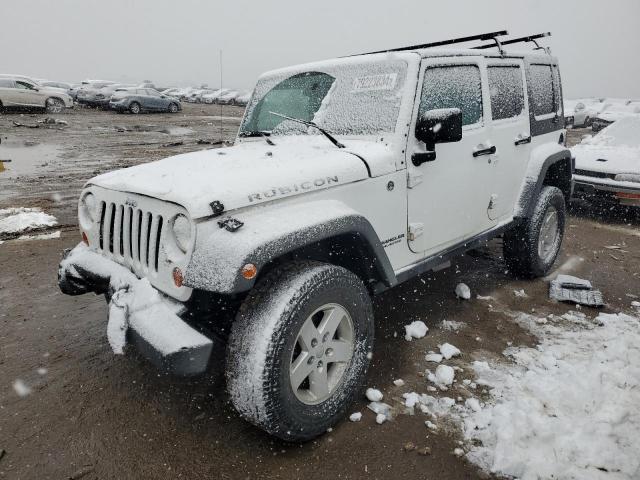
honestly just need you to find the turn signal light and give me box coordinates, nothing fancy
[241,263,257,280]
[172,267,184,287]
[81,231,89,245]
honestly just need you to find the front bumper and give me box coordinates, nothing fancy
[574,175,640,206]
[58,244,213,375]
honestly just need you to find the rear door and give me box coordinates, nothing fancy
[484,59,531,220]
[0,78,17,106]
[406,56,496,256]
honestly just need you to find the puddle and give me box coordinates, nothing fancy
[0,141,62,178]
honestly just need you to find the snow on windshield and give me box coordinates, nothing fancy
[584,115,640,148]
[240,58,408,137]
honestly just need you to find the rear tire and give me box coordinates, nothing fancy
[226,261,374,441]
[503,186,565,278]
[129,102,141,114]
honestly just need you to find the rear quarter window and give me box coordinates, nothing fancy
[488,66,525,120]
[529,64,556,116]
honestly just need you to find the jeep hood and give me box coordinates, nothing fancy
[88,138,376,219]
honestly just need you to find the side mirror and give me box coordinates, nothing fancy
[415,108,463,150]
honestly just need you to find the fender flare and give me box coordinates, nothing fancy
[515,147,573,220]
[184,200,397,294]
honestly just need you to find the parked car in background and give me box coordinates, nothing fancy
[84,84,135,109]
[572,115,640,207]
[184,88,215,103]
[76,80,116,105]
[0,76,73,112]
[41,81,72,92]
[216,90,239,105]
[109,87,181,113]
[234,91,251,106]
[202,88,230,104]
[592,101,640,132]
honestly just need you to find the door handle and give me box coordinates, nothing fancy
[473,145,496,157]
[515,136,532,146]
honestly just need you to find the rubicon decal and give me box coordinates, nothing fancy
[248,176,339,202]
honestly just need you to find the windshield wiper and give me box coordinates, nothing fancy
[268,111,345,148]
[239,130,275,146]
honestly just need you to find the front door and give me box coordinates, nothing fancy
[484,59,531,220]
[406,56,496,256]
[14,81,44,107]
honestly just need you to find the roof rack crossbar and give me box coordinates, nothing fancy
[346,30,508,57]
[473,32,551,50]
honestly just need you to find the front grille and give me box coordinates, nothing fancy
[97,201,164,273]
[574,169,615,179]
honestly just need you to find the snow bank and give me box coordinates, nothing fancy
[365,388,383,402]
[0,207,57,239]
[404,320,428,340]
[439,343,461,360]
[463,312,640,479]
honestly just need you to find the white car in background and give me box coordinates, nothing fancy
[216,90,239,105]
[201,88,230,104]
[234,91,251,106]
[572,116,640,207]
[592,101,640,132]
[0,76,73,112]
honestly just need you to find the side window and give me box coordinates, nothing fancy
[530,64,555,116]
[0,79,14,88]
[15,81,32,90]
[487,66,524,120]
[420,65,483,127]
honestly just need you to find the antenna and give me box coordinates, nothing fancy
[219,49,223,142]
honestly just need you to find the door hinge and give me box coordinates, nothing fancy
[488,194,498,210]
[408,222,424,241]
[407,171,423,189]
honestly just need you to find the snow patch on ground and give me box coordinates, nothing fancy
[455,283,471,299]
[404,320,428,341]
[365,388,383,402]
[0,207,57,239]
[463,312,640,479]
[439,343,461,360]
[441,320,467,331]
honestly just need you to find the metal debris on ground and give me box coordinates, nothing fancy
[549,274,604,307]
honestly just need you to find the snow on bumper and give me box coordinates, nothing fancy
[58,243,213,376]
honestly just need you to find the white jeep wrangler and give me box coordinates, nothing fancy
[58,32,572,441]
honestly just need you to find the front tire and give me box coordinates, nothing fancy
[503,186,565,278]
[129,102,141,114]
[168,102,178,113]
[45,97,64,114]
[226,261,374,441]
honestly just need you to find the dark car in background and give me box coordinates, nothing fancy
[109,88,181,113]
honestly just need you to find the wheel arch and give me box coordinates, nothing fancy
[184,200,397,295]
[515,145,574,220]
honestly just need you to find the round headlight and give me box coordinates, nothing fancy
[172,214,192,253]
[79,192,97,229]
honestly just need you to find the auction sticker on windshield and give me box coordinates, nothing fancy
[352,73,398,92]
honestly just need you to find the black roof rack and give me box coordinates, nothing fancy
[474,32,551,52]
[346,30,508,57]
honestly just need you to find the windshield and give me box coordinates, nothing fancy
[240,58,408,137]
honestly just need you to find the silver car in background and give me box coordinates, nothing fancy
[109,87,181,113]
[0,76,73,112]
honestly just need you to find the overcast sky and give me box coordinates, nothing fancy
[2,0,639,99]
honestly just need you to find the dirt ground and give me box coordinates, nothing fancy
[1,107,639,480]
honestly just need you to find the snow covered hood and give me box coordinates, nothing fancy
[572,116,640,174]
[87,137,374,219]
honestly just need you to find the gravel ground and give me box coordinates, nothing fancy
[1,107,639,479]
